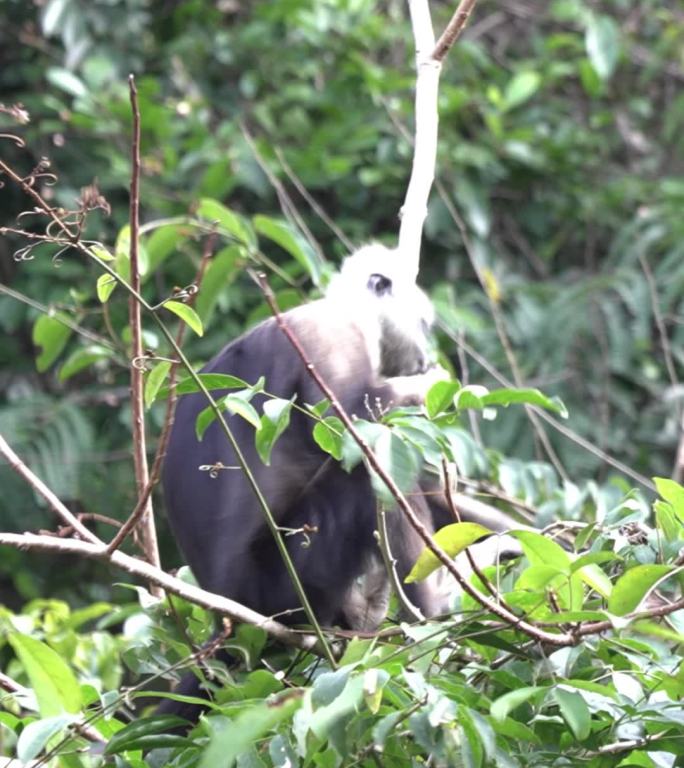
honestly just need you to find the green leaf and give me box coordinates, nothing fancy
[46,66,87,98]
[425,379,460,419]
[58,345,112,381]
[481,388,567,417]
[8,633,82,716]
[16,714,77,762]
[608,564,676,616]
[501,71,541,111]
[406,522,492,583]
[574,562,612,599]
[197,198,254,245]
[256,397,293,464]
[310,675,365,740]
[196,391,261,440]
[253,215,322,285]
[654,477,684,523]
[90,244,114,262]
[96,272,118,302]
[585,14,620,80]
[512,530,571,571]
[159,372,251,400]
[32,313,72,372]
[195,245,243,323]
[164,300,204,336]
[144,224,181,276]
[554,688,591,741]
[144,361,172,408]
[490,686,545,722]
[370,429,421,503]
[198,692,302,768]
[313,416,344,460]
[104,715,193,755]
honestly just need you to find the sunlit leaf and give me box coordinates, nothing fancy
[32,313,72,372]
[164,300,204,336]
[406,522,492,583]
[144,360,172,408]
[8,633,82,717]
[608,564,676,616]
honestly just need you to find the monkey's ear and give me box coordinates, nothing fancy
[367,273,392,296]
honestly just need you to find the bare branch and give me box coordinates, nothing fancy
[432,0,478,61]
[0,433,102,545]
[127,75,160,577]
[0,532,321,653]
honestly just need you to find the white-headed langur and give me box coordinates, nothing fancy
[160,244,520,717]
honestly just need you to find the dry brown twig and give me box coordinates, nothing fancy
[126,76,161,580]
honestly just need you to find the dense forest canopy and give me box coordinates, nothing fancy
[1,1,684,766]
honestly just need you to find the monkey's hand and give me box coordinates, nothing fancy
[383,365,450,407]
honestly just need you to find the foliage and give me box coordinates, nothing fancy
[2,0,684,765]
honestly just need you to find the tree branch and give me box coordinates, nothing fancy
[127,75,160,578]
[0,532,321,653]
[0,433,102,545]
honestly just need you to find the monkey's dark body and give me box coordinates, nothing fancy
[163,301,440,628]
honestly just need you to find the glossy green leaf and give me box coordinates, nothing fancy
[512,530,571,571]
[16,714,77,762]
[144,360,172,408]
[608,564,676,616]
[554,688,591,741]
[406,522,492,583]
[164,300,204,336]
[32,313,72,372]
[104,715,193,754]
[253,215,321,285]
[58,344,112,381]
[198,198,253,245]
[8,633,82,716]
[654,477,684,523]
[490,686,545,722]
[425,379,460,418]
[585,14,620,80]
[313,416,344,460]
[256,397,293,464]
[195,245,243,323]
[96,272,118,302]
[501,71,541,111]
[199,691,302,768]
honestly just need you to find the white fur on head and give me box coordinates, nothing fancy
[326,243,434,375]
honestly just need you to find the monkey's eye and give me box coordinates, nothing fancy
[367,273,392,296]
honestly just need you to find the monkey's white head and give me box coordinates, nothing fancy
[326,243,435,377]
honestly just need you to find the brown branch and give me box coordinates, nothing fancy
[0,433,102,545]
[126,75,160,576]
[432,0,479,62]
[0,532,321,653]
[254,273,576,648]
[107,233,215,555]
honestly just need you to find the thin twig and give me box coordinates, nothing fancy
[242,124,327,266]
[126,75,160,578]
[432,0,478,61]
[376,505,425,621]
[0,433,102,545]
[274,146,355,252]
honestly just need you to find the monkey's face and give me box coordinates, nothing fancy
[328,243,435,377]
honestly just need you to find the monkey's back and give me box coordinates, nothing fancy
[162,302,382,625]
